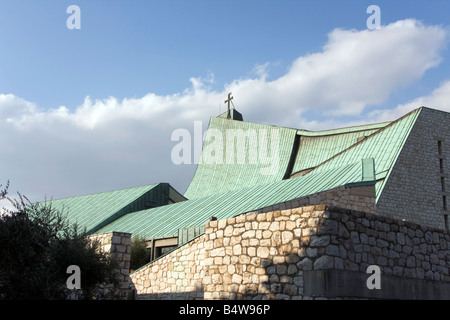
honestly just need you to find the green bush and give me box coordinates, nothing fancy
[130,235,150,272]
[0,181,119,300]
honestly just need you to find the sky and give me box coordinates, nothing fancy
[1,0,450,208]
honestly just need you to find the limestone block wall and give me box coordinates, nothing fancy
[89,231,132,299]
[377,107,450,230]
[130,205,450,300]
[130,235,206,300]
[254,184,376,215]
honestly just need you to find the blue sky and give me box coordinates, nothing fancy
[1,0,450,206]
[2,0,449,111]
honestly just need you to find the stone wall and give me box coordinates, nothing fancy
[378,107,450,230]
[130,235,206,300]
[130,204,450,300]
[89,231,132,299]
[254,184,376,215]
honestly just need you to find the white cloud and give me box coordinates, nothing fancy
[0,19,448,203]
[227,19,447,125]
[0,94,37,122]
[367,80,450,122]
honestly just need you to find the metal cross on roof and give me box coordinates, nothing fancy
[224,92,233,119]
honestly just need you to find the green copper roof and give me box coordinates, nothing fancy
[185,115,394,200]
[293,123,389,174]
[39,183,186,234]
[184,116,298,199]
[302,108,422,201]
[296,121,390,137]
[46,106,424,241]
[97,160,367,239]
[102,108,421,239]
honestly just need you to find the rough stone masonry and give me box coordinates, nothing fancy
[129,204,450,300]
[89,231,132,299]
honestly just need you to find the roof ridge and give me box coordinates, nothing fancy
[215,114,390,135]
[41,183,160,202]
[296,121,391,137]
[292,107,422,177]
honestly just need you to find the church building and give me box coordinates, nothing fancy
[41,105,450,300]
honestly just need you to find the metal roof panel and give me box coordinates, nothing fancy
[301,108,422,201]
[98,161,365,239]
[184,117,298,199]
[37,183,184,233]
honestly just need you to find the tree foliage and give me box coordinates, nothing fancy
[0,181,120,300]
[130,235,150,272]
